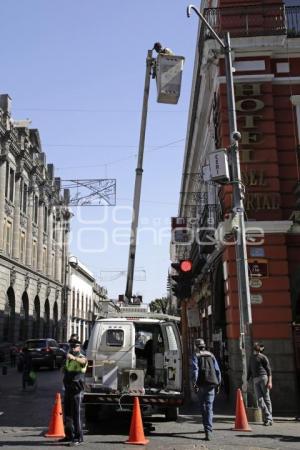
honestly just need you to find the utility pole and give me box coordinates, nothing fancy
[187,5,252,396]
[125,50,154,302]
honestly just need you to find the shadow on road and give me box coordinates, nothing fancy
[237,433,300,443]
[0,441,54,447]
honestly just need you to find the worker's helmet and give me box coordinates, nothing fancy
[195,338,206,349]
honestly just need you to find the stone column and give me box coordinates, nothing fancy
[0,160,6,252]
[12,174,21,260]
[47,208,53,278]
[25,188,34,267]
[37,198,44,273]
[55,213,62,283]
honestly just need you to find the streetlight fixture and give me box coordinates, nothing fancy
[187,5,252,395]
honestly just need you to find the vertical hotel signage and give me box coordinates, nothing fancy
[235,83,280,211]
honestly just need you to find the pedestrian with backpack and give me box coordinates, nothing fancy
[192,338,221,441]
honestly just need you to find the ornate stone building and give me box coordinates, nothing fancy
[0,94,70,350]
[67,256,107,343]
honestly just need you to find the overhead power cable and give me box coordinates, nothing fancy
[45,144,182,149]
[56,138,185,170]
[14,107,186,113]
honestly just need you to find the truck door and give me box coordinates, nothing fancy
[161,323,182,391]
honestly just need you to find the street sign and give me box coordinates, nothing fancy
[209,149,230,182]
[187,307,200,328]
[250,247,265,257]
[249,278,263,288]
[248,258,268,277]
[250,294,263,304]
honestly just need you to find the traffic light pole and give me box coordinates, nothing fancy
[125,50,154,302]
[187,5,252,396]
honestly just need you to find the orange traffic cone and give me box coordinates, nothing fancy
[233,389,252,431]
[125,397,149,445]
[45,392,65,438]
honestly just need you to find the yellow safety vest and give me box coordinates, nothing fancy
[65,354,87,374]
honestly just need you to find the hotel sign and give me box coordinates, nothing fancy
[236,83,280,211]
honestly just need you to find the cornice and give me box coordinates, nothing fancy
[218,74,275,84]
[0,253,63,288]
[217,220,293,239]
[272,77,300,85]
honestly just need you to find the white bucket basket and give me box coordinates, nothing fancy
[156,54,185,104]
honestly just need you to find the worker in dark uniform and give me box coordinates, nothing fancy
[153,42,174,55]
[60,340,87,446]
[151,42,174,79]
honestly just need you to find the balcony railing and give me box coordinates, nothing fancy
[286,6,300,37]
[203,5,300,38]
[190,204,223,270]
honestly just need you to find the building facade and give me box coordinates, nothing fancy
[172,0,300,412]
[67,256,107,343]
[0,94,70,352]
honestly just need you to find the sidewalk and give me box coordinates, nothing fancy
[179,392,300,450]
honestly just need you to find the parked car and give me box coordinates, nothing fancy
[59,342,70,358]
[18,339,65,370]
[0,348,5,363]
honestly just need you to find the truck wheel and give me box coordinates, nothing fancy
[165,406,178,421]
[85,405,99,423]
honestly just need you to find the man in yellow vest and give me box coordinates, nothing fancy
[60,340,87,446]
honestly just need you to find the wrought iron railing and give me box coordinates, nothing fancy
[286,6,300,37]
[203,4,300,38]
[189,205,222,263]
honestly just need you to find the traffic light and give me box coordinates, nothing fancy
[170,260,193,299]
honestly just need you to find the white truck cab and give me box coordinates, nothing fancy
[83,304,183,421]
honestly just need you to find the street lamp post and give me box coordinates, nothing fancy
[187,5,252,396]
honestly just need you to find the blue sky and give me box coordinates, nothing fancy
[0,0,199,303]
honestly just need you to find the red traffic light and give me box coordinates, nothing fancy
[180,259,192,272]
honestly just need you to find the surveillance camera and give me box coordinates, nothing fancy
[232,131,241,141]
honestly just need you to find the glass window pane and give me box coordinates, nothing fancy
[106,329,124,347]
[165,325,178,351]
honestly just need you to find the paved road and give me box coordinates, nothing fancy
[0,366,299,449]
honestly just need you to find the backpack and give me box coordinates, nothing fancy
[196,353,219,387]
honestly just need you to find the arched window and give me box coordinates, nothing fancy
[19,292,29,341]
[3,287,15,342]
[32,296,40,338]
[43,299,50,337]
[72,289,75,317]
[52,301,58,340]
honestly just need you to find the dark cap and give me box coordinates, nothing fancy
[69,339,81,346]
[253,342,262,351]
[195,338,206,348]
[153,42,162,52]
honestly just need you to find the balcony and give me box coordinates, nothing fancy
[190,204,223,274]
[203,5,300,39]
